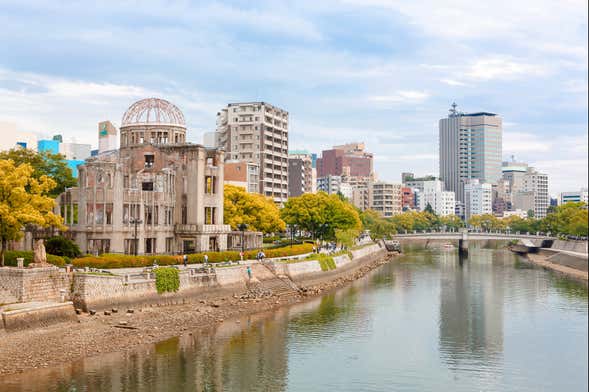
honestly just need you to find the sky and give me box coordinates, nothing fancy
[0,0,587,195]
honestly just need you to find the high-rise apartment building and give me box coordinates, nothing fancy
[501,160,549,218]
[369,182,402,217]
[439,104,502,202]
[401,187,415,210]
[464,179,493,221]
[216,102,289,203]
[288,151,313,197]
[419,180,456,216]
[317,142,373,178]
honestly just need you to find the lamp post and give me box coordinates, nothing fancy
[130,217,143,256]
[237,223,248,255]
[288,224,297,248]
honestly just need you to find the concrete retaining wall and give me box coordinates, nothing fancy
[0,267,71,305]
[1,302,77,331]
[550,240,588,254]
[542,250,589,272]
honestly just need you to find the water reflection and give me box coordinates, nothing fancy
[0,247,587,392]
[438,249,505,373]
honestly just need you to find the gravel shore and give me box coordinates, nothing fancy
[0,253,394,377]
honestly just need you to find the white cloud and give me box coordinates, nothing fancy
[440,79,466,86]
[368,90,430,104]
[465,57,549,81]
[503,132,552,154]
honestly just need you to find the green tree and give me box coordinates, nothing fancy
[360,209,396,238]
[281,192,361,240]
[0,148,76,197]
[223,185,285,234]
[0,160,65,266]
[468,214,506,231]
[541,202,588,236]
[424,203,435,215]
[439,215,465,230]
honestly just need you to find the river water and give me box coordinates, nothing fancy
[1,246,587,391]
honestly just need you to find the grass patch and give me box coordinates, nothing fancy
[154,267,180,294]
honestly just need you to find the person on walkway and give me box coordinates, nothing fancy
[240,251,244,261]
[246,265,252,279]
[204,254,209,265]
[183,254,188,268]
[260,250,266,260]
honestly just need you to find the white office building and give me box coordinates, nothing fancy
[464,179,493,221]
[419,180,456,216]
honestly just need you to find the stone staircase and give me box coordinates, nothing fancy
[257,261,300,297]
[257,276,300,297]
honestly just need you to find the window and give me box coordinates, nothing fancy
[205,176,216,194]
[145,238,156,254]
[142,181,154,191]
[204,207,216,224]
[166,237,174,253]
[144,154,154,168]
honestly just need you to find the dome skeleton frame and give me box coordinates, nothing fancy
[121,98,186,128]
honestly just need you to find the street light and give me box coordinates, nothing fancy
[237,223,248,255]
[129,217,143,256]
[288,224,297,248]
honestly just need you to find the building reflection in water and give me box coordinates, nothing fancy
[438,247,506,374]
[0,282,366,392]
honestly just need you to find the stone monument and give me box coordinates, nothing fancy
[29,239,50,268]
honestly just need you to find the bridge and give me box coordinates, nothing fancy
[388,230,557,256]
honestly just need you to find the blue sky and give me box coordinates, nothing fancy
[0,0,587,194]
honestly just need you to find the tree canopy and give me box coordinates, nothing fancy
[280,192,362,240]
[223,185,285,234]
[0,160,65,265]
[0,148,76,197]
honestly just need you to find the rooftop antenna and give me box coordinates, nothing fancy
[449,102,458,117]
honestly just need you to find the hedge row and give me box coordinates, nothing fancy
[71,243,314,269]
[3,251,68,267]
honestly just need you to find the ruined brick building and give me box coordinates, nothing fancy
[57,98,234,255]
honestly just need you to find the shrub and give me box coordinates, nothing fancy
[45,236,82,258]
[312,254,337,271]
[71,243,315,269]
[154,267,180,294]
[3,251,67,267]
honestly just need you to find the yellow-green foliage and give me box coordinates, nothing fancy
[154,267,180,294]
[315,254,337,271]
[0,159,65,266]
[3,250,67,267]
[72,243,314,269]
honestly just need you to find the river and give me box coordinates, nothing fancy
[1,246,587,391]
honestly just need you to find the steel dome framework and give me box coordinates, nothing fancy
[120,98,187,147]
[121,98,186,127]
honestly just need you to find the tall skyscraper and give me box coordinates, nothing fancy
[215,102,289,203]
[439,103,502,202]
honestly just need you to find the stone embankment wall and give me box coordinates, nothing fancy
[0,267,71,305]
[549,240,588,254]
[2,242,387,318]
[284,243,386,284]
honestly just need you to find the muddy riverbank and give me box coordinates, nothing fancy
[0,253,395,377]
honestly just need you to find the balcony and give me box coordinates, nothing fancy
[175,224,231,234]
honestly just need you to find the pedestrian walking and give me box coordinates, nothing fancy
[183,254,188,267]
[204,254,209,265]
[240,251,244,261]
[246,265,252,279]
